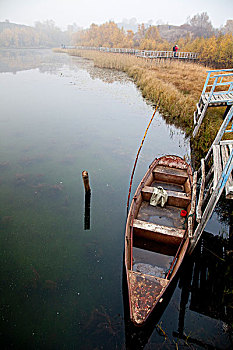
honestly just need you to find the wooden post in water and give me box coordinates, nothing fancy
[82,171,91,230]
[84,191,91,230]
[82,170,91,193]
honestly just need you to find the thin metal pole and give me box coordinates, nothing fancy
[126,102,159,212]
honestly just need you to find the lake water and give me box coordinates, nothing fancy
[0,49,231,349]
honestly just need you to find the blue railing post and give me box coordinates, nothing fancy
[219,149,233,192]
[201,71,212,95]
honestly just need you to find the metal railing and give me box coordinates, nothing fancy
[201,69,233,99]
[135,50,198,59]
[66,46,198,60]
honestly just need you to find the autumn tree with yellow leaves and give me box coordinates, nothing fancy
[74,21,129,48]
[177,33,233,67]
[73,20,233,68]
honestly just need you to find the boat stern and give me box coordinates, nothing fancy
[128,270,169,325]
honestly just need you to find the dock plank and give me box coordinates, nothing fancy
[196,160,205,222]
[213,145,222,188]
[221,144,233,199]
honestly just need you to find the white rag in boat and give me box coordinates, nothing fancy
[150,186,168,207]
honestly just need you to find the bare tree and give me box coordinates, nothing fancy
[222,20,233,34]
[186,12,214,38]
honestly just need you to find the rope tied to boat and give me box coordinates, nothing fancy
[126,102,160,213]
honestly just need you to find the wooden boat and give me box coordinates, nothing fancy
[125,155,193,326]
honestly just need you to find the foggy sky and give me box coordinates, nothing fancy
[0,0,232,29]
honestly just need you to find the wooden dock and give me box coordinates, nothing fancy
[189,69,233,254]
[213,141,233,199]
[193,69,233,137]
[71,46,198,60]
[201,92,233,106]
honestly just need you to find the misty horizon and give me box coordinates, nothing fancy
[1,15,232,33]
[0,0,232,31]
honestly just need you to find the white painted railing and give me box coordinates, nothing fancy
[63,46,198,60]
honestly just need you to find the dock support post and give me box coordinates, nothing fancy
[204,105,233,162]
[189,149,233,255]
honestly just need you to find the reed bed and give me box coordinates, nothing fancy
[69,49,207,99]
[58,48,226,161]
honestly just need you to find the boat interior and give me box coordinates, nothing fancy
[131,163,192,280]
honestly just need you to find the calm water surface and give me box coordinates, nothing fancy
[0,49,231,349]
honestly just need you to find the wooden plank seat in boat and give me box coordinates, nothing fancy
[132,219,185,246]
[142,185,191,208]
[153,165,188,184]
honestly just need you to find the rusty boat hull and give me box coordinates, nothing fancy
[125,155,193,326]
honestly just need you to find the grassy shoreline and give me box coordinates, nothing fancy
[54,48,227,165]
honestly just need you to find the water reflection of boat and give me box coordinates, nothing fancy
[125,155,193,326]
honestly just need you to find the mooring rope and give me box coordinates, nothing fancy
[126,102,159,212]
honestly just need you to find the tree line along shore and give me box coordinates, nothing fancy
[71,20,233,68]
[1,14,232,68]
